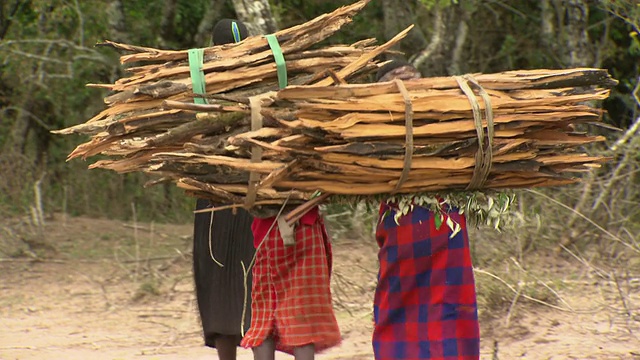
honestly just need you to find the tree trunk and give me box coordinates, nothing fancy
[194,0,226,46]
[2,108,31,156]
[32,99,55,171]
[551,0,593,67]
[411,2,472,77]
[540,0,555,51]
[105,0,129,86]
[159,0,179,46]
[106,0,129,43]
[381,0,428,60]
[549,1,594,252]
[230,0,278,35]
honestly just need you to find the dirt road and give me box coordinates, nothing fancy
[1,216,638,359]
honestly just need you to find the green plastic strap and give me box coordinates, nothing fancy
[231,21,242,43]
[188,48,208,105]
[265,34,287,89]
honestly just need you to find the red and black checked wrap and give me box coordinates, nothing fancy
[373,203,480,360]
[241,208,341,354]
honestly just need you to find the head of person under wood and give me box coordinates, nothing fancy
[376,59,422,82]
[211,19,249,46]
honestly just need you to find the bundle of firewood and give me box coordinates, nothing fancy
[60,69,615,206]
[54,0,616,210]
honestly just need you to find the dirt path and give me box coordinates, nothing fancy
[1,216,639,359]
[0,257,372,360]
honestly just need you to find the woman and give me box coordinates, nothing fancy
[192,19,254,360]
[240,205,341,360]
[372,60,480,360]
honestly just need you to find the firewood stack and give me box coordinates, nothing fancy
[54,0,616,210]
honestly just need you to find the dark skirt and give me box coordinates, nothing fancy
[193,198,255,348]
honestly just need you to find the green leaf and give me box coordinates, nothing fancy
[434,212,443,230]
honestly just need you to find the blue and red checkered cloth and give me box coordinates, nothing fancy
[373,203,480,360]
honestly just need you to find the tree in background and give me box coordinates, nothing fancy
[1,1,113,213]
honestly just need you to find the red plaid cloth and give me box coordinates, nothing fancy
[240,207,341,354]
[373,203,480,360]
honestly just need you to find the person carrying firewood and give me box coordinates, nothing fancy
[372,60,481,360]
[239,205,341,356]
[192,19,254,360]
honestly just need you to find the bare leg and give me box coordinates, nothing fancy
[293,343,315,360]
[215,335,240,360]
[252,336,276,360]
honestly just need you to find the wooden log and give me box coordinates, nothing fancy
[146,112,247,147]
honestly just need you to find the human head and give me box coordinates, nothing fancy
[211,19,249,46]
[375,59,422,82]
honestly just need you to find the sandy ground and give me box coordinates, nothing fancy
[1,215,639,360]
